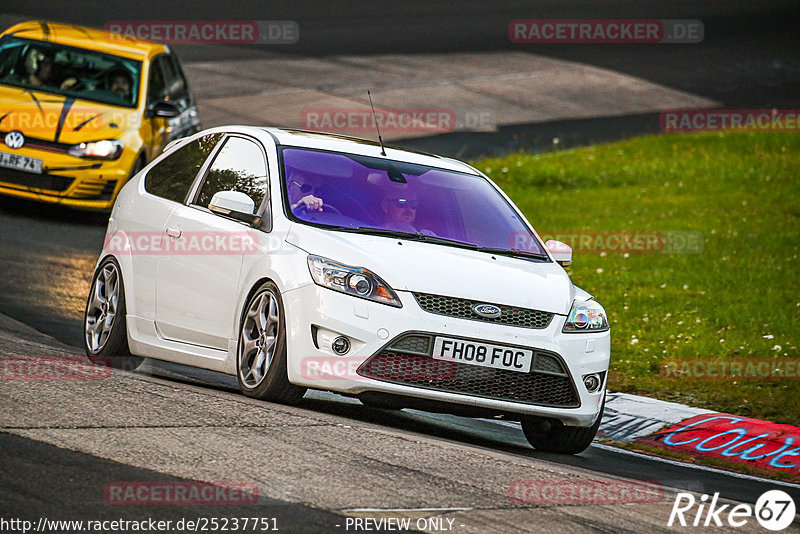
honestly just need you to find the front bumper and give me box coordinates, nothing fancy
[283,283,610,427]
[0,159,130,210]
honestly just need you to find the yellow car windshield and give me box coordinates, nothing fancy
[0,35,142,108]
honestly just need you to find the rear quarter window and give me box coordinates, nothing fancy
[144,133,223,203]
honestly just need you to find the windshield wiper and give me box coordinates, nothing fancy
[475,247,550,261]
[355,227,479,250]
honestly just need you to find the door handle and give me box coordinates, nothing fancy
[166,227,182,238]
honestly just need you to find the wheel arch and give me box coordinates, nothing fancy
[237,276,279,333]
[94,252,138,321]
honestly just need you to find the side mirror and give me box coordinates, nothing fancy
[545,239,572,267]
[147,100,181,118]
[209,190,260,225]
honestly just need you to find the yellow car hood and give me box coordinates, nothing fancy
[0,84,137,145]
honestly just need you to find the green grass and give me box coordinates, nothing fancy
[473,132,800,425]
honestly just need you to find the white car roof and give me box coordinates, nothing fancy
[253,127,480,175]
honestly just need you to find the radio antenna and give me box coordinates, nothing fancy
[367,90,386,156]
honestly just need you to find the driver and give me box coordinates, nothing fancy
[381,188,420,232]
[287,170,324,212]
[107,69,132,100]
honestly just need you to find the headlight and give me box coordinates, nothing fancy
[563,299,609,333]
[307,255,402,308]
[67,139,124,159]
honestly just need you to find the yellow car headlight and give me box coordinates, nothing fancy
[67,139,124,160]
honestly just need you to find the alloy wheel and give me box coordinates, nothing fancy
[238,290,280,388]
[85,263,120,353]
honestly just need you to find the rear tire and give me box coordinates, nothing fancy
[83,257,143,371]
[236,282,306,404]
[522,393,605,455]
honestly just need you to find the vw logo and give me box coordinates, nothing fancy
[472,303,502,319]
[4,130,25,149]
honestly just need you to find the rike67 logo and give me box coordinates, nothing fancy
[669,490,796,531]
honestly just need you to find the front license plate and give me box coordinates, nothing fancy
[432,337,533,373]
[0,151,43,174]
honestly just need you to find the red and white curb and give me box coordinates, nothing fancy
[598,391,712,441]
[600,392,800,480]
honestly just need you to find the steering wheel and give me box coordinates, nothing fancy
[61,77,84,91]
[298,203,342,216]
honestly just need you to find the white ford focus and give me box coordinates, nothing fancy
[84,126,610,454]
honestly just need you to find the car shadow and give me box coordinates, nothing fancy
[0,195,109,226]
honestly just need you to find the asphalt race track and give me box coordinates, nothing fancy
[2,303,799,533]
[1,2,799,532]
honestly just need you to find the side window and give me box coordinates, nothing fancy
[145,133,223,203]
[146,56,167,105]
[195,137,268,211]
[163,54,188,99]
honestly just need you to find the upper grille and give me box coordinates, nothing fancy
[1,132,70,153]
[357,333,579,408]
[413,293,554,329]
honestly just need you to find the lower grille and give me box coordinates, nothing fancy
[0,168,72,192]
[99,180,117,201]
[358,333,580,408]
[71,178,105,198]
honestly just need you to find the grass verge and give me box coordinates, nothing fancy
[474,132,800,424]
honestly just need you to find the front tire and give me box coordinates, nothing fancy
[84,258,143,371]
[236,281,306,404]
[522,393,605,455]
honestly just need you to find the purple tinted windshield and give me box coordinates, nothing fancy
[281,147,544,254]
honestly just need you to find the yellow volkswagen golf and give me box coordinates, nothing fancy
[0,21,200,210]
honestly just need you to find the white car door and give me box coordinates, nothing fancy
[154,135,269,350]
[122,132,224,323]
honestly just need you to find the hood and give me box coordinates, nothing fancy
[286,223,577,315]
[0,84,137,144]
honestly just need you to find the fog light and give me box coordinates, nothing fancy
[583,373,602,393]
[332,336,351,355]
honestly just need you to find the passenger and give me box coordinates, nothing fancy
[23,49,55,86]
[23,48,77,90]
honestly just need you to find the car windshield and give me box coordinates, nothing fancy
[0,36,141,108]
[281,147,546,256]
